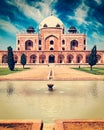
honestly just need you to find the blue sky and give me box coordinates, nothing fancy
[0,0,104,50]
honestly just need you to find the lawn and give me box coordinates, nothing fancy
[0,67,30,75]
[73,67,104,75]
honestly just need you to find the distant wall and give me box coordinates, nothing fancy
[0,120,43,130]
[0,50,104,64]
[55,120,104,130]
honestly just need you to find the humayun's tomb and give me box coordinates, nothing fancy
[0,15,104,64]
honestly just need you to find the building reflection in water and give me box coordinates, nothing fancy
[7,82,14,96]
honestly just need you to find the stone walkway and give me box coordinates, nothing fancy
[54,65,104,80]
[0,65,50,80]
[0,65,104,80]
[43,123,55,130]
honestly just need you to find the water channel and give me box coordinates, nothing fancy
[0,81,104,123]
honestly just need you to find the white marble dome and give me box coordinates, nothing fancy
[39,15,64,30]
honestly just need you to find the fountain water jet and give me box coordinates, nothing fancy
[47,67,54,91]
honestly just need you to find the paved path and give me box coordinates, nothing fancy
[0,65,104,80]
[0,66,50,80]
[43,123,55,130]
[54,65,104,80]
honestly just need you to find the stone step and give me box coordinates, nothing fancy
[43,123,55,130]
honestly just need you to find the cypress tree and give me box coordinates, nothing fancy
[7,46,15,71]
[88,45,97,71]
[20,53,27,68]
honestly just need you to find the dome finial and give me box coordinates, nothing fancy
[51,10,53,16]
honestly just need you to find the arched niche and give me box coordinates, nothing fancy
[39,55,46,63]
[25,40,33,50]
[14,55,18,63]
[67,54,74,63]
[86,55,90,63]
[97,54,101,63]
[76,54,83,63]
[2,54,8,63]
[30,54,36,63]
[58,54,64,63]
[48,55,55,63]
[70,40,78,50]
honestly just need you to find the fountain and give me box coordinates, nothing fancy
[47,68,54,91]
[47,81,54,91]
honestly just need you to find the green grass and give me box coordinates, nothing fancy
[73,67,104,75]
[0,67,30,75]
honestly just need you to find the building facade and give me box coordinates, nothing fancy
[0,15,104,64]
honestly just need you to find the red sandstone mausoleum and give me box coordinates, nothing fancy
[0,15,104,64]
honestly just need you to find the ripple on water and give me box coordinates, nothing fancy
[0,81,104,123]
[59,91,64,94]
[36,88,41,91]
[44,91,50,93]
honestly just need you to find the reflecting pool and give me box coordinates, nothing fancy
[0,81,104,123]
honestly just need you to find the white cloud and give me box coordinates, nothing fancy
[75,3,89,24]
[94,0,102,5]
[6,0,57,24]
[67,0,104,50]
[0,19,19,34]
[87,32,104,50]
[68,0,89,25]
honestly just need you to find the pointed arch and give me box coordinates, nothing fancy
[45,35,59,51]
[97,54,101,63]
[86,55,90,63]
[39,54,46,63]
[67,54,74,63]
[25,40,33,50]
[14,55,18,63]
[45,35,58,41]
[70,40,78,50]
[76,54,83,63]
[2,54,8,63]
[58,54,64,63]
[30,54,36,63]
[48,55,55,63]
